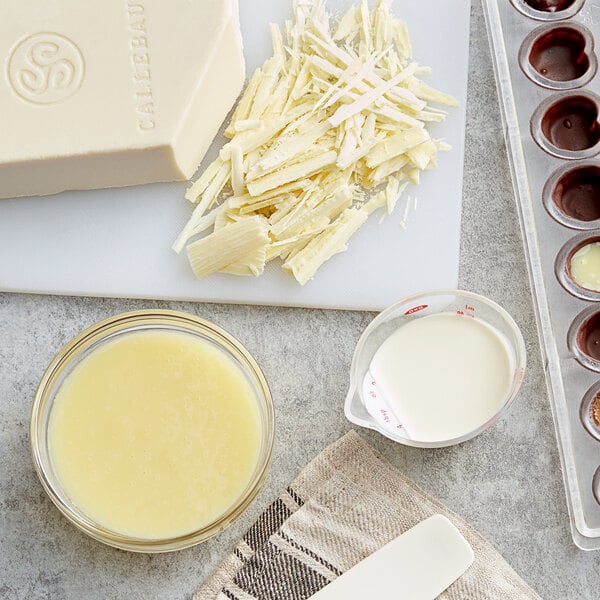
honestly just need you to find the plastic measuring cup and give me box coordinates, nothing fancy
[345,290,526,448]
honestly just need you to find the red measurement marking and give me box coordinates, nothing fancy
[404,304,428,315]
[465,304,475,311]
[396,423,404,430]
[517,368,525,384]
[456,310,464,316]
[380,409,390,423]
[368,380,378,401]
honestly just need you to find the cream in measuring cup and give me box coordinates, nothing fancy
[364,313,513,442]
[346,291,526,447]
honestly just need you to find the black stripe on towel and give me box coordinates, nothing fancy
[243,498,292,552]
[286,486,304,507]
[222,588,239,600]
[234,547,245,561]
[278,530,343,577]
[234,540,329,600]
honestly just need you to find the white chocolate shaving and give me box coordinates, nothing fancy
[175,0,457,284]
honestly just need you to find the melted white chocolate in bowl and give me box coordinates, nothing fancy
[48,329,262,540]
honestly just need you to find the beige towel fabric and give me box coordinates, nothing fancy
[195,431,541,600]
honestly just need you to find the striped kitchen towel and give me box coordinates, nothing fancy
[194,430,541,600]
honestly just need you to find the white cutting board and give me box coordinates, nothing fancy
[0,0,470,311]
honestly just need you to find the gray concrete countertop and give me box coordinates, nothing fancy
[0,2,596,598]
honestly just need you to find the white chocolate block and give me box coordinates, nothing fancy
[0,0,245,198]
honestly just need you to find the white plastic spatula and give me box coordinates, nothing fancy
[310,515,474,599]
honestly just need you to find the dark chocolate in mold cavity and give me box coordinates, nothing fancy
[553,165,600,222]
[568,307,600,371]
[520,23,596,91]
[525,0,576,11]
[594,467,600,506]
[555,232,600,301]
[557,168,600,220]
[532,92,600,159]
[510,0,585,20]
[530,27,589,81]
[577,312,600,361]
[542,96,600,151]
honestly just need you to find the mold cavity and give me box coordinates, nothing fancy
[511,0,585,20]
[529,27,589,81]
[591,393,600,426]
[568,308,600,370]
[553,166,600,221]
[541,96,600,151]
[555,234,600,300]
[580,383,600,443]
[576,312,600,361]
[523,0,576,11]
[569,239,600,291]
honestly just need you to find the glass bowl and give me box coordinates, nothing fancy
[345,290,526,448]
[30,310,274,553]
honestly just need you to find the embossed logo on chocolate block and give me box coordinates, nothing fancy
[7,32,85,105]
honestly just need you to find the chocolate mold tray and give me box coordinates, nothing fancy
[484,0,600,549]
